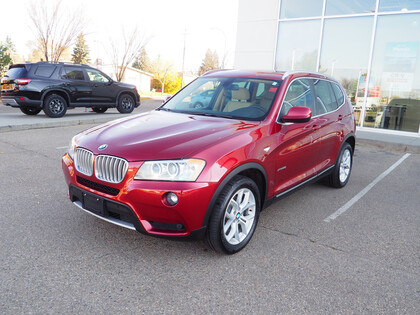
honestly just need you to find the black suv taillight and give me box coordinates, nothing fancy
[14,78,32,85]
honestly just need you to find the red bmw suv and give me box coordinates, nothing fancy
[62,70,356,254]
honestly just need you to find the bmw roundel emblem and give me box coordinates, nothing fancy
[98,144,108,151]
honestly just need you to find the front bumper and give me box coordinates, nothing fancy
[62,154,216,239]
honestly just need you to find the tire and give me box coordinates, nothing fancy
[324,142,353,188]
[20,107,41,115]
[205,175,260,254]
[92,107,108,113]
[43,94,67,118]
[117,94,135,114]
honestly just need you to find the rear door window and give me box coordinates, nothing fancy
[62,67,85,81]
[312,79,338,115]
[34,65,56,78]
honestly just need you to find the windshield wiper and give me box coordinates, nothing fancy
[156,107,172,112]
[191,112,234,119]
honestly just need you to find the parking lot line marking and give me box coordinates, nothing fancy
[324,153,411,223]
[56,146,68,149]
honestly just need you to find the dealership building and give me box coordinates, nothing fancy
[235,0,420,135]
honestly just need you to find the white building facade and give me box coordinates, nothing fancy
[235,0,420,135]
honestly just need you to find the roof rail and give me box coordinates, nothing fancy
[281,70,331,80]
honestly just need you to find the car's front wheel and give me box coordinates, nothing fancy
[206,175,260,254]
[20,107,41,115]
[117,94,135,114]
[43,94,67,118]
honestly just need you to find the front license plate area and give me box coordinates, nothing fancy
[84,193,105,216]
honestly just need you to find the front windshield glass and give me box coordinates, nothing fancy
[160,77,282,121]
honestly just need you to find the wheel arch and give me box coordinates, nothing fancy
[201,162,268,230]
[344,132,356,154]
[41,89,70,107]
[116,90,137,105]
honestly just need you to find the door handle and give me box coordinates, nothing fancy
[312,125,320,130]
[91,84,98,87]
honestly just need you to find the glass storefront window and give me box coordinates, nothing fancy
[319,17,373,125]
[275,20,321,71]
[326,0,377,15]
[379,0,420,12]
[367,13,420,132]
[280,0,324,19]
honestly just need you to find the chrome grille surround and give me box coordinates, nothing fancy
[74,148,94,176]
[95,155,129,184]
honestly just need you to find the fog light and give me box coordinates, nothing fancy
[166,192,179,206]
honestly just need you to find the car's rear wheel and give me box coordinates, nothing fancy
[324,142,353,188]
[117,94,135,113]
[43,94,67,118]
[20,107,41,115]
[92,107,108,113]
[206,175,260,254]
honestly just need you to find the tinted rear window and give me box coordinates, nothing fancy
[35,65,56,78]
[4,67,27,79]
[63,67,85,81]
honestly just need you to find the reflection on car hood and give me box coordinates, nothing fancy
[79,111,260,161]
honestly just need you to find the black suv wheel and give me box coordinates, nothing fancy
[117,94,135,113]
[43,94,68,118]
[20,107,42,116]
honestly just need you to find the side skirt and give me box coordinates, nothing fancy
[263,165,334,210]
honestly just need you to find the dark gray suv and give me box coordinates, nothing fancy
[1,62,140,118]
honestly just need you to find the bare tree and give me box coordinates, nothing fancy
[150,57,174,94]
[109,27,149,82]
[28,0,85,62]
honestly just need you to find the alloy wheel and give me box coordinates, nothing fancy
[223,188,256,245]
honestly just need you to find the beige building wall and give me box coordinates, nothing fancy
[234,0,279,71]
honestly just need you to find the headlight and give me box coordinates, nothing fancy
[134,159,206,181]
[67,135,83,160]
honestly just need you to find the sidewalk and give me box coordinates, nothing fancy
[0,97,162,133]
[1,100,419,153]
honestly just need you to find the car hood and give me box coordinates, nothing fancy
[113,81,136,89]
[78,111,260,161]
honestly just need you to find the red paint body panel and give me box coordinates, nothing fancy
[62,70,356,238]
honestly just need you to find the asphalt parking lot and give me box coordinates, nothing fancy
[0,107,419,313]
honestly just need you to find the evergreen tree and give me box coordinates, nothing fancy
[132,47,150,72]
[71,33,90,64]
[0,36,14,75]
[198,49,220,75]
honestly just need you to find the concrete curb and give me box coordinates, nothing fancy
[0,116,124,133]
[357,138,420,154]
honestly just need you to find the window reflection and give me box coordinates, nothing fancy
[379,0,420,12]
[319,17,373,125]
[367,14,420,132]
[275,20,321,71]
[326,0,376,15]
[280,0,323,19]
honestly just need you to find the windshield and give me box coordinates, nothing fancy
[160,77,282,121]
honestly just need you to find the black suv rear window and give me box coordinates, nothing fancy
[34,65,56,78]
[4,67,27,79]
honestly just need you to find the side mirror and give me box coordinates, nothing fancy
[281,106,312,123]
[106,79,113,85]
